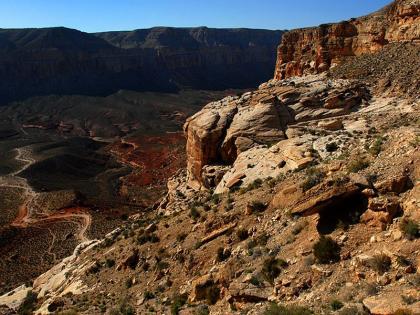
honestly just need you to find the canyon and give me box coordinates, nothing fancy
[0,0,419,314]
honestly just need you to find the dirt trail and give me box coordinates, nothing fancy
[1,146,92,243]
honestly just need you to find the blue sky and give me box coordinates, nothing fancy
[0,0,392,32]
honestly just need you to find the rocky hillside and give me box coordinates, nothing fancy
[0,1,418,315]
[0,27,283,105]
[274,0,419,80]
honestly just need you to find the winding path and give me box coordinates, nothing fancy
[0,146,92,243]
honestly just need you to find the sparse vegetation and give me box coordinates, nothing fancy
[369,254,391,274]
[400,218,419,240]
[18,290,38,315]
[330,299,344,311]
[263,303,312,315]
[262,257,288,283]
[216,247,231,262]
[190,206,201,220]
[137,232,160,245]
[301,168,325,191]
[313,236,340,264]
[248,201,267,214]
[347,157,369,173]
[367,136,384,156]
[236,228,249,241]
[326,142,338,152]
[105,258,115,268]
[171,294,187,315]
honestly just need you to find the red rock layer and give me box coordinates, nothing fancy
[274,0,420,80]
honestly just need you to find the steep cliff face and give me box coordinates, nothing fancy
[274,0,419,80]
[0,27,283,105]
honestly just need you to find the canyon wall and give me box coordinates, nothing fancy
[0,27,283,104]
[274,0,419,80]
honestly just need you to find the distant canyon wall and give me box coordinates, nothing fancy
[0,27,283,104]
[274,0,419,80]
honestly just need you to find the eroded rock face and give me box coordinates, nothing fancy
[274,0,420,80]
[185,75,370,189]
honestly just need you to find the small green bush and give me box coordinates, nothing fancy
[369,254,391,274]
[301,168,325,191]
[171,294,187,315]
[105,258,115,268]
[326,142,338,152]
[190,207,201,220]
[144,291,155,300]
[176,233,187,242]
[216,247,231,262]
[313,236,340,264]
[347,157,369,173]
[205,285,220,305]
[262,258,288,283]
[248,201,267,214]
[137,233,160,245]
[400,219,419,240]
[263,303,312,315]
[18,291,38,315]
[367,136,384,156]
[237,228,249,241]
[330,299,344,311]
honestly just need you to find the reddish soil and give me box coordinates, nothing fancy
[109,132,186,205]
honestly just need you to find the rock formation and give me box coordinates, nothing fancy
[185,74,370,189]
[274,0,419,80]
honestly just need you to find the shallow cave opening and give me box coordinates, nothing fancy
[317,191,368,234]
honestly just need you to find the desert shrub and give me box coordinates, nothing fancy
[237,228,249,241]
[240,178,263,193]
[144,291,155,300]
[137,233,159,245]
[347,157,369,173]
[125,278,133,288]
[249,275,262,287]
[394,310,413,315]
[262,258,288,283]
[105,258,115,268]
[156,260,169,270]
[216,247,231,262]
[211,194,221,204]
[369,254,391,274]
[367,136,384,156]
[263,303,312,315]
[176,233,187,242]
[88,261,102,274]
[119,299,135,315]
[190,207,201,220]
[171,294,187,315]
[313,236,340,264]
[400,219,419,240]
[338,306,369,315]
[291,220,307,235]
[205,285,220,305]
[18,291,38,315]
[301,168,325,191]
[248,201,267,214]
[195,305,210,315]
[330,299,344,311]
[326,142,338,152]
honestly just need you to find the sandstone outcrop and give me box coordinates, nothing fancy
[185,74,370,189]
[274,0,420,80]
